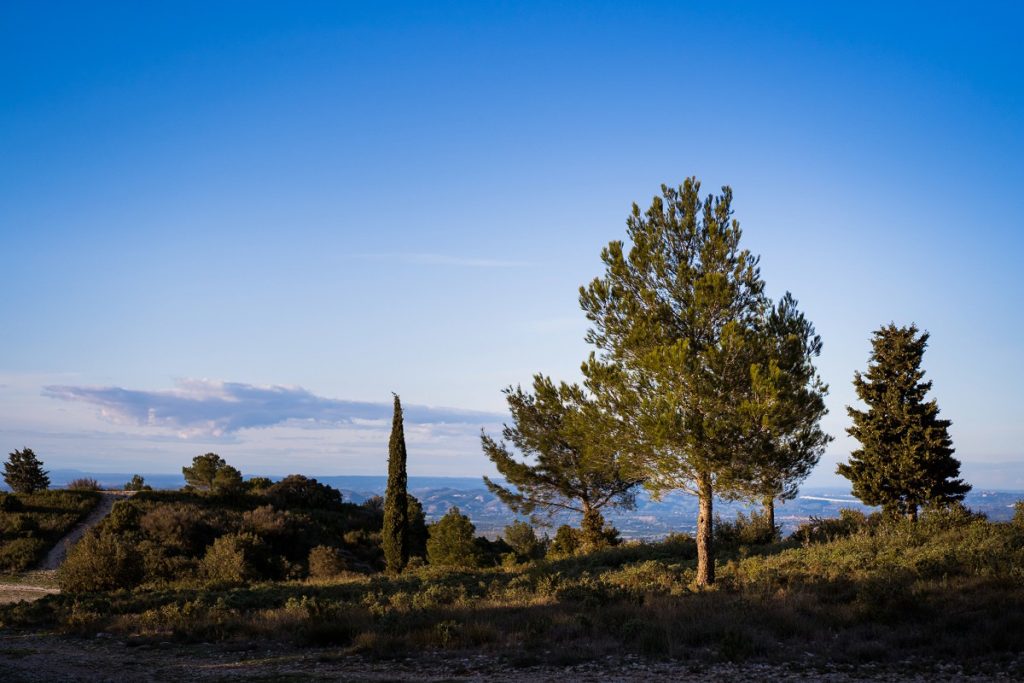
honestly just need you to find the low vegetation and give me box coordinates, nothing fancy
[3,507,1023,670]
[0,490,101,572]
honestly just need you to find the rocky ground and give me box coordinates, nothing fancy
[1,633,1021,682]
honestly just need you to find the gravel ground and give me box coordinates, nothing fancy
[1,633,1020,682]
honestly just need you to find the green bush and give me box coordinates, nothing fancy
[715,510,778,545]
[795,508,878,544]
[201,532,268,585]
[548,525,582,558]
[426,506,481,567]
[58,529,143,592]
[308,545,348,579]
[123,474,152,491]
[66,478,101,491]
[266,475,344,511]
[0,537,48,572]
[140,503,218,554]
[504,520,545,561]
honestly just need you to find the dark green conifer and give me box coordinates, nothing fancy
[838,324,970,520]
[3,447,50,494]
[382,393,410,573]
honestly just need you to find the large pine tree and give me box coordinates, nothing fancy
[579,179,770,586]
[838,324,969,520]
[382,394,410,573]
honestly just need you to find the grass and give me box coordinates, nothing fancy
[0,490,101,572]
[3,508,1024,671]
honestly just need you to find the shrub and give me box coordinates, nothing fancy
[426,506,481,567]
[140,504,217,553]
[0,493,24,512]
[0,537,48,572]
[715,510,778,545]
[1012,501,1024,528]
[241,505,291,538]
[266,475,344,511]
[105,500,142,534]
[504,520,544,561]
[201,532,267,585]
[67,478,101,491]
[548,525,582,558]
[245,476,273,492]
[124,474,152,491]
[58,529,143,592]
[308,545,348,579]
[795,508,877,544]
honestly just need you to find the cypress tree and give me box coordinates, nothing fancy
[838,324,970,521]
[382,393,410,573]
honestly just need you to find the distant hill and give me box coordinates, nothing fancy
[24,469,1023,539]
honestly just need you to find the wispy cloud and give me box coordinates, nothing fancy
[352,252,531,268]
[43,380,503,439]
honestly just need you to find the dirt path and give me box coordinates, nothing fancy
[0,492,131,604]
[37,492,130,571]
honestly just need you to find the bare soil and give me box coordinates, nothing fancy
[0,633,1016,682]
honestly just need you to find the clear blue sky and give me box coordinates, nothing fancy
[2,2,1022,487]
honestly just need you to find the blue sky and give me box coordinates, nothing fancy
[2,2,1022,487]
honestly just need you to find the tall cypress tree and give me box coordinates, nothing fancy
[838,324,969,521]
[382,393,410,573]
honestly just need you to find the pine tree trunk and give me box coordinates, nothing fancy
[696,473,714,587]
[906,506,918,523]
[763,495,776,538]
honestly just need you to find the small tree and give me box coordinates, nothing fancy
[426,506,480,567]
[503,520,544,561]
[482,376,642,550]
[182,453,228,491]
[3,447,50,493]
[124,474,152,491]
[838,324,970,521]
[266,475,344,511]
[382,394,410,573]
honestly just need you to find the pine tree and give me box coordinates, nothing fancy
[426,506,480,567]
[743,293,833,532]
[382,393,410,573]
[838,324,969,521]
[3,447,50,493]
[579,179,770,586]
[481,375,642,551]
